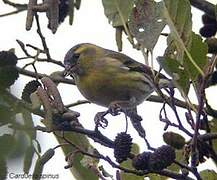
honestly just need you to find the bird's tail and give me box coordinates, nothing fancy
[126,108,146,139]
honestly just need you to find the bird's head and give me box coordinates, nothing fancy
[64,43,105,76]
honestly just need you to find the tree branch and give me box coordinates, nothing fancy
[35,14,52,60]
[198,133,217,141]
[0,9,26,17]
[2,0,27,9]
[148,94,217,118]
[16,66,75,85]
[1,0,27,17]
[2,88,114,148]
[189,0,216,18]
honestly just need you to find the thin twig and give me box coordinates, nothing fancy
[159,102,180,130]
[168,89,193,137]
[21,49,40,69]
[35,14,52,60]
[57,135,194,180]
[1,0,27,17]
[53,143,70,150]
[148,94,217,118]
[17,39,64,67]
[65,100,91,108]
[16,39,32,57]
[26,44,45,52]
[2,0,27,9]
[17,66,75,85]
[37,58,64,67]
[0,9,26,17]
[191,78,206,169]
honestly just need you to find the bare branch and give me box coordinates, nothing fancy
[3,0,27,9]
[189,0,216,18]
[0,9,26,17]
[35,14,52,60]
[65,100,91,108]
[0,0,27,17]
[198,133,217,141]
[16,66,75,85]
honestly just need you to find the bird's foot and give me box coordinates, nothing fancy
[108,102,122,116]
[94,111,109,129]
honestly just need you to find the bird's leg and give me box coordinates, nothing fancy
[94,99,134,130]
[125,108,142,122]
[108,97,140,118]
[108,101,123,116]
[94,111,109,129]
[94,98,142,130]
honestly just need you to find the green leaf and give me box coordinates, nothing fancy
[167,149,183,173]
[120,144,143,180]
[102,0,134,27]
[0,104,14,125]
[0,134,16,157]
[0,156,7,180]
[80,147,99,168]
[22,109,36,140]
[200,169,217,180]
[183,32,208,80]
[129,0,165,50]
[121,160,144,180]
[165,0,192,43]
[33,157,44,180]
[32,149,55,180]
[148,174,167,180]
[0,96,15,125]
[158,56,190,95]
[162,0,205,77]
[128,143,140,155]
[55,131,98,180]
[163,0,192,59]
[9,131,29,159]
[23,145,35,174]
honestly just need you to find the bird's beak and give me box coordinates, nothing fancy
[63,64,71,76]
[64,63,78,77]
[64,64,73,77]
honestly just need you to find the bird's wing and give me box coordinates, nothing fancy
[105,50,167,79]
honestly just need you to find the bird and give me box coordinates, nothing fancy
[64,43,170,127]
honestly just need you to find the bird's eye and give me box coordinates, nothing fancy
[73,53,80,59]
[69,53,80,64]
